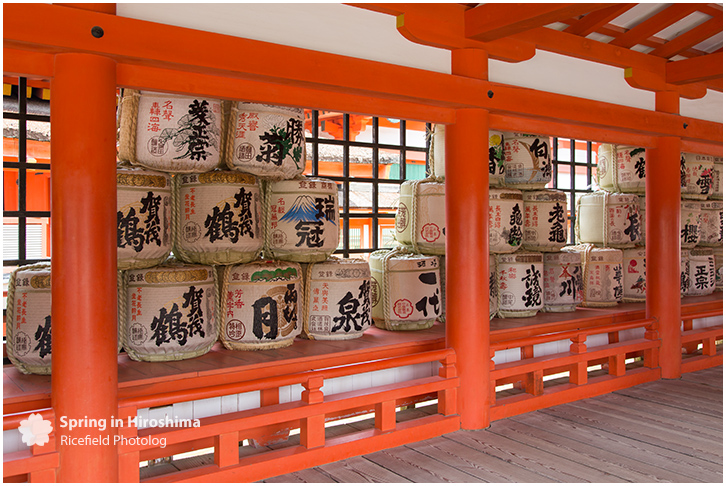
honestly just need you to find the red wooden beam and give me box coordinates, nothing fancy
[666,52,723,85]
[609,4,700,49]
[564,4,637,36]
[648,16,723,59]
[464,3,617,43]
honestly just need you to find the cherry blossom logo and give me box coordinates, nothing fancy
[18,413,53,447]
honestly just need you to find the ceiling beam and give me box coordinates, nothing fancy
[648,16,723,59]
[609,3,700,48]
[564,3,637,36]
[464,3,617,43]
[666,52,723,85]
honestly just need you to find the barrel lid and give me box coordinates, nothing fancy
[563,244,622,262]
[137,261,214,285]
[13,264,51,289]
[370,250,439,272]
[496,251,543,264]
[270,177,338,192]
[310,258,371,279]
[543,251,581,264]
[227,260,301,283]
[117,166,170,188]
[489,187,523,200]
[235,101,304,117]
[177,171,257,186]
[690,248,714,257]
[523,189,567,202]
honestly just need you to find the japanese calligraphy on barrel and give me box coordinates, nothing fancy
[489,254,498,319]
[502,133,552,189]
[597,145,647,193]
[681,250,691,296]
[713,247,723,291]
[522,190,568,251]
[369,250,441,331]
[396,180,446,254]
[220,261,303,350]
[302,258,371,340]
[711,156,722,200]
[122,262,218,362]
[681,153,714,200]
[225,102,305,180]
[495,252,544,318]
[637,196,646,245]
[172,171,263,265]
[489,188,524,253]
[622,247,647,303]
[698,200,723,247]
[680,200,702,249]
[428,126,505,186]
[266,178,340,262]
[686,248,715,296]
[543,251,583,312]
[439,255,448,323]
[563,245,623,307]
[118,90,223,173]
[576,192,642,248]
[117,167,172,270]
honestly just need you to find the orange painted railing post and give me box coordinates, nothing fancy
[569,334,588,385]
[437,353,458,416]
[446,48,490,430]
[300,376,325,449]
[643,322,660,368]
[50,51,119,482]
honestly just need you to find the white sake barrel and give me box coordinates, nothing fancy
[428,126,505,186]
[713,247,723,291]
[523,190,568,251]
[489,188,524,253]
[502,133,552,189]
[680,200,702,249]
[710,156,722,200]
[266,178,340,262]
[686,248,715,296]
[122,262,218,362]
[430,124,446,179]
[596,143,616,191]
[698,200,723,247]
[489,254,498,319]
[225,102,305,180]
[680,249,691,296]
[439,255,447,323]
[576,192,642,248]
[637,196,646,245]
[613,146,648,193]
[220,261,303,350]
[495,252,544,318]
[681,153,715,200]
[302,258,371,340]
[117,167,172,270]
[370,250,441,331]
[118,90,223,173]
[563,245,623,307]
[395,180,445,254]
[6,265,52,374]
[172,171,263,265]
[542,251,583,312]
[622,247,647,303]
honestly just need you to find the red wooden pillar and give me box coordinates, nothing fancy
[446,48,490,430]
[50,52,119,481]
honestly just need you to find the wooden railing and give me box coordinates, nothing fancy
[681,309,724,373]
[3,409,58,483]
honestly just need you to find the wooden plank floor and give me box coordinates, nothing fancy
[263,366,723,483]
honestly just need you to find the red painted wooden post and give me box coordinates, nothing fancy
[569,334,588,385]
[608,353,627,377]
[215,432,240,468]
[643,322,660,368]
[446,47,490,430]
[375,401,397,432]
[525,370,544,396]
[437,354,458,416]
[117,406,140,482]
[682,319,699,354]
[300,376,325,449]
[702,337,717,356]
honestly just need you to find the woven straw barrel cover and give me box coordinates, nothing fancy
[220,261,303,350]
[118,90,223,173]
[637,196,646,245]
[117,167,172,270]
[577,192,642,248]
[680,200,702,249]
[369,251,441,331]
[680,249,691,296]
[713,247,723,291]
[596,143,616,191]
[681,153,715,200]
[122,262,218,362]
[563,245,623,307]
[542,251,583,313]
[439,255,447,323]
[225,102,305,180]
[396,180,445,254]
[698,200,723,247]
[172,171,263,265]
[266,178,340,262]
[522,190,568,251]
[622,248,647,303]
[302,258,371,340]
[428,126,505,186]
[489,188,524,253]
[613,146,647,193]
[495,252,544,318]
[711,157,722,200]
[430,124,446,179]
[6,265,52,374]
[489,254,498,319]
[502,133,552,189]
[686,248,715,296]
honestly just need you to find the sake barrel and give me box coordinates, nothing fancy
[522,190,568,251]
[542,251,583,312]
[563,245,623,307]
[681,153,714,200]
[266,178,340,262]
[502,133,552,189]
[428,126,505,186]
[637,196,646,245]
[614,146,647,193]
[225,102,305,180]
[6,265,52,374]
[713,247,723,291]
[430,124,446,179]
[698,200,723,247]
[596,143,616,191]
[680,201,702,249]
[576,192,642,248]
[495,252,544,318]
[680,250,691,296]
[220,261,303,350]
[686,248,715,296]
[711,156,723,200]
[489,254,498,319]
[439,255,448,323]
[622,247,647,303]
[395,180,446,254]
[118,90,223,173]
[117,167,172,270]
[122,262,218,362]
[489,188,524,253]
[172,171,263,265]
[302,258,371,340]
[369,250,441,331]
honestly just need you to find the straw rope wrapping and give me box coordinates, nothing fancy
[565,244,621,308]
[426,125,439,179]
[170,174,194,264]
[117,89,141,165]
[6,263,52,375]
[261,179,273,259]
[401,176,445,255]
[379,246,411,330]
[495,253,542,318]
[218,264,232,346]
[301,260,316,340]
